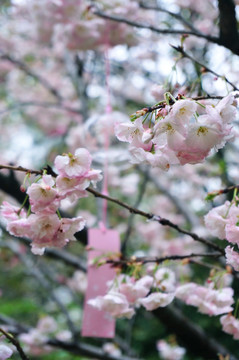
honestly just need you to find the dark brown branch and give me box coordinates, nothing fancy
[171,45,239,91]
[0,164,42,175]
[206,184,239,200]
[0,317,141,360]
[87,187,224,254]
[93,10,220,45]
[0,163,225,254]
[154,305,239,360]
[106,252,222,266]
[0,327,30,360]
[218,0,239,55]
[139,2,201,33]
[131,94,236,116]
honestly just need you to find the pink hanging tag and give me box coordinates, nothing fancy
[81,228,120,338]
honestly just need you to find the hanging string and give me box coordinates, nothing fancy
[101,46,111,230]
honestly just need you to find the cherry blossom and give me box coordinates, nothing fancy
[119,275,153,304]
[0,345,13,360]
[115,95,237,169]
[175,282,234,316]
[102,343,122,357]
[67,270,88,293]
[0,201,26,221]
[225,246,239,271]
[54,148,92,178]
[204,201,232,240]
[220,314,239,340]
[27,175,60,213]
[88,291,135,319]
[156,340,186,360]
[139,292,175,311]
[154,268,176,292]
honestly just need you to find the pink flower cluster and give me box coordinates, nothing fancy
[28,0,139,51]
[175,282,234,316]
[1,148,102,255]
[115,94,237,170]
[220,313,239,340]
[156,340,186,360]
[19,316,71,356]
[0,344,13,360]
[205,200,239,271]
[88,268,176,318]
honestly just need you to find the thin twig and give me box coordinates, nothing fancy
[139,2,201,33]
[93,10,221,45]
[206,185,239,200]
[171,45,239,91]
[0,327,30,360]
[0,318,141,360]
[3,240,79,339]
[106,252,222,266]
[87,187,224,254]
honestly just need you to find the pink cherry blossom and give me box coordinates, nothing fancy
[55,175,88,201]
[0,344,13,360]
[171,98,197,125]
[198,287,234,316]
[37,316,57,333]
[225,219,239,245]
[206,93,237,125]
[58,216,85,242]
[115,118,151,149]
[139,292,174,311]
[30,215,85,255]
[119,275,153,304]
[184,115,225,152]
[176,283,234,316]
[156,340,186,360]
[204,201,232,240]
[220,314,239,340]
[0,201,26,221]
[154,268,176,292]
[54,148,92,178]
[27,175,60,213]
[225,246,239,271]
[88,291,135,319]
[67,270,87,293]
[102,343,122,357]
[7,218,31,238]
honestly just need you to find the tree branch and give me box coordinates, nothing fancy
[87,187,224,254]
[171,45,239,91]
[0,328,30,360]
[139,2,201,33]
[0,317,142,360]
[93,10,221,45]
[0,163,225,254]
[154,305,239,360]
[217,0,239,55]
[105,252,222,267]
